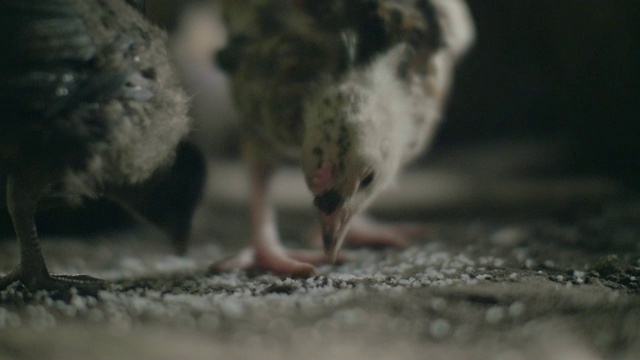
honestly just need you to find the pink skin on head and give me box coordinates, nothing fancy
[312,161,335,195]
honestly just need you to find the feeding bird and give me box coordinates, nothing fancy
[0,0,205,293]
[213,0,475,277]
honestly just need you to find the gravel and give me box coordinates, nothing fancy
[0,183,639,359]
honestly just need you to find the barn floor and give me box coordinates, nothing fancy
[0,146,638,360]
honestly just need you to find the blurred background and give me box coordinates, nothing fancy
[440,0,638,182]
[1,0,638,241]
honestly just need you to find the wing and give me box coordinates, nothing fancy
[0,0,129,119]
[294,0,390,67]
[218,0,470,75]
[294,0,463,72]
[0,1,96,66]
[215,0,305,74]
[124,0,146,14]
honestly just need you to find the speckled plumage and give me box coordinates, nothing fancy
[216,0,474,276]
[0,0,203,292]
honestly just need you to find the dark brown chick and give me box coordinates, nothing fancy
[0,0,204,294]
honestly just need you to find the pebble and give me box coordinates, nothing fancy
[431,297,447,312]
[486,306,505,324]
[429,319,451,339]
[490,227,527,247]
[573,270,585,278]
[219,300,245,319]
[508,302,526,317]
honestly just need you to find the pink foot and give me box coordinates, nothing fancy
[310,216,426,249]
[210,245,348,278]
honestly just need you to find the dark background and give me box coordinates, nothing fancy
[1,0,638,236]
[437,0,639,182]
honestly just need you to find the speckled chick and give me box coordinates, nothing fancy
[0,0,204,293]
[214,0,474,276]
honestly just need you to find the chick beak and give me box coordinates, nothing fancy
[320,208,352,263]
[313,189,352,263]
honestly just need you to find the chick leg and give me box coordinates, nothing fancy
[211,142,327,277]
[0,173,106,294]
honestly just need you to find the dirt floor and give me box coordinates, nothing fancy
[0,154,639,360]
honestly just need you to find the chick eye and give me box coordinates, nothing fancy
[359,172,375,190]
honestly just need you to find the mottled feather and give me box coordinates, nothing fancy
[214,0,474,274]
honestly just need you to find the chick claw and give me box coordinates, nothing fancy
[0,269,108,296]
[209,245,349,278]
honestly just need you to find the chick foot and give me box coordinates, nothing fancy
[2,174,108,296]
[310,215,426,250]
[210,243,346,278]
[0,269,107,295]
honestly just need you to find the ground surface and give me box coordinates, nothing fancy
[0,155,638,360]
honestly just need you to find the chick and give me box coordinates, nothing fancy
[214,0,474,276]
[0,0,203,293]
